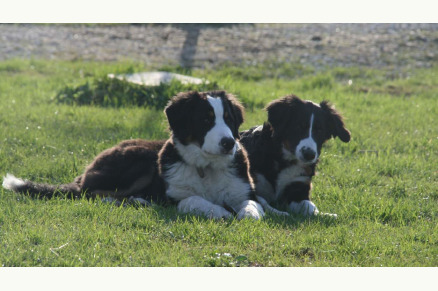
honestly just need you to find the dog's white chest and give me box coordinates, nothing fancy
[275,164,310,198]
[165,162,250,208]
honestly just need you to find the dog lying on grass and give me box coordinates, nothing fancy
[3,91,265,220]
[240,94,351,217]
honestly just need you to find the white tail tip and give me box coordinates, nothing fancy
[2,173,25,191]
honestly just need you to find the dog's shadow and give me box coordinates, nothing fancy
[10,192,338,230]
[121,199,339,229]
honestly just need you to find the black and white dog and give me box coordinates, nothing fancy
[240,94,351,217]
[3,91,264,220]
[158,91,263,219]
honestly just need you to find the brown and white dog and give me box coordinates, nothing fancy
[240,94,351,217]
[3,91,264,220]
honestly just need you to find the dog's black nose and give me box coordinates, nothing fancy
[301,147,316,161]
[220,137,235,153]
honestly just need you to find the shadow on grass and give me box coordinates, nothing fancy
[9,189,338,229]
[123,200,340,229]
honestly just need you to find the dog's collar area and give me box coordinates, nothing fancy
[280,158,298,169]
[301,164,316,178]
[280,159,316,180]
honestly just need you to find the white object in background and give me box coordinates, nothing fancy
[108,71,209,86]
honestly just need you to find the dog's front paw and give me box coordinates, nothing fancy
[256,195,290,216]
[177,196,232,219]
[289,200,319,216]
[236,200,265,220]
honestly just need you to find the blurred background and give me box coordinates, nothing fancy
[2,23,437,72]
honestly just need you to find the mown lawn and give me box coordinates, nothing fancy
[0,59,436,266]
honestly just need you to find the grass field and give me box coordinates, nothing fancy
[0,59,436,267]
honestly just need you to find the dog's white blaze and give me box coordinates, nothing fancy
[295,113,318,163]
[203,96,236,155]
[308,113,314,137]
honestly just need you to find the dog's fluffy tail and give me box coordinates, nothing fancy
[2,173,81,199]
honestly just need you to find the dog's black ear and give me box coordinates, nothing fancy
[164,91,199,144]
[266,95,301,138]
[320,101,351,143]
[224,92,244,138]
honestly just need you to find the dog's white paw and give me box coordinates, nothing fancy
[177,196,232,219]
[289,200,319,216]
[236,200,265,220]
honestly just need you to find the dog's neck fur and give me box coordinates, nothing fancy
[172,136,235,172]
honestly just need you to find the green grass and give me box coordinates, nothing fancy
[0,59,437,266]
[55,75,218,109]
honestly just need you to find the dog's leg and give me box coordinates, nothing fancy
[236,200,265,220]
[289,200,320,216]
[256,195,290,216]
[289,200,337,218]
[177,196,232,219]
[289,200,319,216]
[279,182,328,217]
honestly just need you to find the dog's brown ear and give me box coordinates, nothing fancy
[266,95,301,138]
[224,92,244,138]
[266,100,288,138]
[320,101,351,143]
[164,91,200,143]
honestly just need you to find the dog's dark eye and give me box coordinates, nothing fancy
[224,114,231,123]
[204,111,215,125]
[204,117,213,125]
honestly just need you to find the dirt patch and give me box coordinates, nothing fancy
[1,24,437,70]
